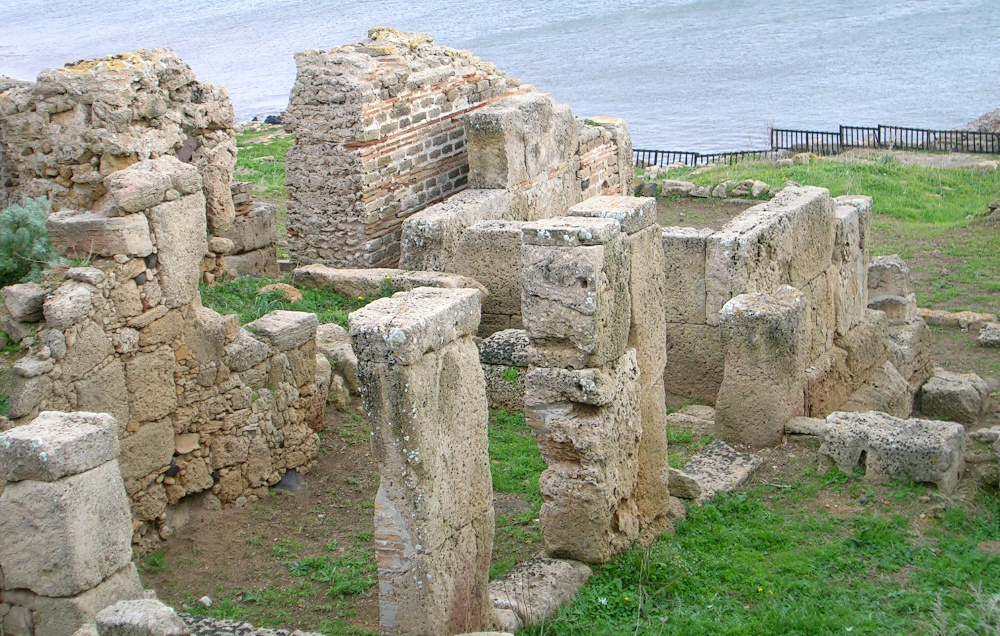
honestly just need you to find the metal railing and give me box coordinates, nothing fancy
[634,124,1000,167]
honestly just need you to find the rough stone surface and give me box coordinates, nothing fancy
[0,411,119,483]
[868,254,914,298]
[715,287,810,448]
[819,411,966,493]
[96,600,188,636]
[664,323,724,405]
[567,196,656,235]
[841,361,912,418]
[451,220,525,335]
[3,283,47,323]
[661,227,713,324]
[31,564,145,636]
[146,192,208,308]
[246,311,318,352]
[489,558,592,632]
[46,211,154,260]
[680,441,762,501]
[979,322,1000,348]
[666,467,703,500]
[291,265,487,300]
[785,416,831,436]
[919,368,990,424]
[315,323,359,395]
[0,460,134,598]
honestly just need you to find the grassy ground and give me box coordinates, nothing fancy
[199,276,361,327]
[234,125,293,258]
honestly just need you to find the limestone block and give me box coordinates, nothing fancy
[399,189,512,272]
[292,265,487,300]
[521,218,630,369]
[222,246,280,277]
[452,220,525,326]
[218,202,278,253]
[201,163,236,234]
[626,224,668,381]
[0,460,133,597]
[666,466,703,500]
[840,361,912,418]
[819,411,965,493]
[119,418,174,485]
[785,416,831,436]
[44,281,94,330]
[246,311,318,352]
[32,564,144,636]
[349,287,482,366]
[888,319,933,391]
[661,227,713,324]
[315,323,359,394]
[868,294,917,324]
[481,364,525,413]
[868,254,914,298]
[224,329,270,372]
[466,92,577,190]
[47,211,153,259]
[567,196,656,235]
[834,308,889,384]
[75,360,130,426]
[210,434,252,469]
[832,204,866,335]
[800,265,838,361]
[919,368,990,424]
[715,286,810,448]
[659,180,695,196]
[528,350,642,563]
[103,168,171,214]
[705,186,835,325]
[145,193,208,308]
[489,558,592,632]
[979,321,1000,348]
[805,347,853,418]
[125,350,177,423]
[678,441,762,501]
[919,308,998,330]
[0,411,119,483]
[62,321,115,382]
[2,282,47,322]
[1,314,35,343]
[95,599,188,636]
[664,323,724,405]
[7,374,52,419]
[360,331,493,635]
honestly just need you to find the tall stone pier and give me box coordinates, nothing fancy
[349,287,493,635]
[521,217,644,563]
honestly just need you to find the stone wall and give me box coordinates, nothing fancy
[0,50,237,235]
[0,411,145,636]
[0,158,329,546]
[285,28,634,272]
[217,181,280,277]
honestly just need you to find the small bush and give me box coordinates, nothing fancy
[0,197,58,287]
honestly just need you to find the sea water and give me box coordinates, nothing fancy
[2,0,998,151]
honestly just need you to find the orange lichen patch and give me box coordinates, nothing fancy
[60,50,162,74]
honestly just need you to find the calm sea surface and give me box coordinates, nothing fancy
[2,0,998,151]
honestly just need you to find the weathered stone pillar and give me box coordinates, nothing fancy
[567,196,670,531]
[0,411,145,636]
[521,217,643,563]
[715,286,810,448]
[349,287,493,635]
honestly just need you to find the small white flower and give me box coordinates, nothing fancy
[598,597,608,606]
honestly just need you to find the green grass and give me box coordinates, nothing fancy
[524,470,1000,635]
[652,154,1000,224]
[235,126,293,200]
[488,410,546,578]
[199,276,363,327]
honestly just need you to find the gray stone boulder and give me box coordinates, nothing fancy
[919,368,990,424]
[0,411,119,482]
[2,282,47,322]
[819,411,965,493]
[96,600,189,636]
[659,180,696,196]
[979,322,1000,348]
[679,441,762,500]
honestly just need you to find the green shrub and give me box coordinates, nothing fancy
[0,197,58,287]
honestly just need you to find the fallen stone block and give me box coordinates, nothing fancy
[868,254,915,298]
[0,411,119,483]
[841,361,912,419]
[95,599,188,636]
[47,210,154,259]
[218,202,278,253]
[918,308,998,330]
[489,558,592,632]
[246,311,318,352]
[2,282,47,322]
[680,441,762,500]
[659,180,696,196]
[222,246,279,277]
[979,322,1000,348]
[292,265,487,299]
[785,416,831,436]
[819,411,966,493]
[666,467,703,500]
[919,368,990,424]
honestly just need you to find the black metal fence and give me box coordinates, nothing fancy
[634,124,1000,167]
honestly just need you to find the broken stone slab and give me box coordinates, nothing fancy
[95,600,188,636]
[29,564,145,636]
[0,411,119,482]
[2,282,47,322]
[478,329,530,367]
[315,323,359,394]
[0,459,134,597]
[979,322,1000,348]
[919,368,990,424]
[489,558,592,632]
[520,216,621,248]
[819,411,966,493]
[680,441,762,500]
[715,286,810,448]
[245,311,318,352]
[349,287,482,366]
[47,210,154,259]
[291,265,488,300]
[868,294,917,324]
[43,281,95,330]
[918,308,998,330]
[567,195,656,235]
[659,180,696,196]
[666,467,703,500]
[785,416,831,436]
